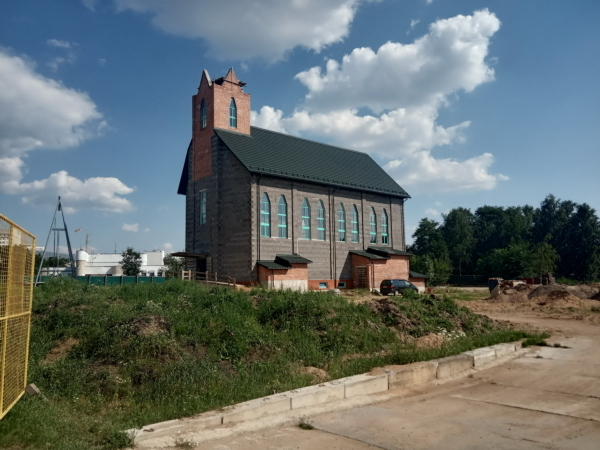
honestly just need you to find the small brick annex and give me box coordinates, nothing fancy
[257,248,427,292]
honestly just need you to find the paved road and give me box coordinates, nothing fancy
[151,315,600,449]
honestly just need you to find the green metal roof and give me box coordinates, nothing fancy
[276,254,312,265]
[349,250,389,260]
[367,247,412,257]
[257,261,290,270]
[410,271,428,279]
[214,127,410,198]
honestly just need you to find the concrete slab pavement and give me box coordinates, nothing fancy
[140,316,600,449]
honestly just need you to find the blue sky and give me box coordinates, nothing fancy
[1,0,599,254]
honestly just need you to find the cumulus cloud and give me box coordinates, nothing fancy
[162,243,173,252]
[112,0,372,61]
[3,171,134,213]
[122,223,139,232]
[0,48,134,212]
[252,10,508,193]
[425,208,440,216]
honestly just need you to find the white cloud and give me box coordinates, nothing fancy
[295,10,499,113]
[252,10,507,193]
[4,171,134,213]
[47,39,73,49]
[162,242,173,252]
[0,49,103,159]
[46,40,77,71]
[250,106,287,133]
[0,48,134,212]
[113,0,372,61]
[425,208,440,216]
[122,223,139,232]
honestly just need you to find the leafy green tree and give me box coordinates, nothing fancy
[410,218,449,260]
[442,208,475,276]
[473,206,506,258]
[163,254,184,278]
[120,247,142,276]
[410,254,452,286]
[530,240,559,278]
[562,203,600,281]
[476,243,534,279]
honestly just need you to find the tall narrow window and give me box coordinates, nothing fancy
[337,203,346,242]
[278,195,287,238]
[200,190,207,224]
[200,98,207,128]
[369,207,377,244]
[301,198,311,240]
[260,193,270,237]
[381,209,389,245]
[351,205,359,243]
[317,200,326,241]
[229,98,237,128]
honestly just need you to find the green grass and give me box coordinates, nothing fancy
[433,288,490,302]
[0,278,540,449]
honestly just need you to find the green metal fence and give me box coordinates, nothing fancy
[39,275,166,285]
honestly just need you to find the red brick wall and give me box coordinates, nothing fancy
[409,278,426,292]
[257,264,308,282]
[192,69,250,181]
[373,256,409,287]
[351,254,410,289]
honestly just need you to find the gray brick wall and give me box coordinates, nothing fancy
[186,138,407,283]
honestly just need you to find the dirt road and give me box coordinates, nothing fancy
[188,312,600,450]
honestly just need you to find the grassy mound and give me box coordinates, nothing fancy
[0,279,539,449]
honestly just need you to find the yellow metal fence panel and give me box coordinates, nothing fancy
[0,214,36,419]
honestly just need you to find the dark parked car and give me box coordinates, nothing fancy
[380,279,418,296]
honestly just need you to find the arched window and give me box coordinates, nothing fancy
[229,98,237,128]
[200,190,207,224]
[351,205,359,243]
[381,209,389,245]
[369,207,377,244]
[277,195,287,238]
[317,200,326,241]
[260,193,270,237]
[301,199,311,240]
[200,98,207,128]
[337,203,346,242]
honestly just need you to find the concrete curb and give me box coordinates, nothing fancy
[132,341,524,445]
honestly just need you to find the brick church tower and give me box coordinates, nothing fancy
[191,68,250,180]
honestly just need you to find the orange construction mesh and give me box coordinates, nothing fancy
[0,214,35,419]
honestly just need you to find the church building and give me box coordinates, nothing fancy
[177,69,424,291]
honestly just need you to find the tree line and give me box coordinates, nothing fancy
[408,195,600,285]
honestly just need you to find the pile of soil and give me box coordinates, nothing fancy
[466,281,600,322]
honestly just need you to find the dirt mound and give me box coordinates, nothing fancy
[489,283,531,304]
[42,337,80,366]
[131,315,169,336]
[299,366,330,383]
[415,333,446,349]
[490,282,599,304]
[368,298,415,329]
[531,290,582,308]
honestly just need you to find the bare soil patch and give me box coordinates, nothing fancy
[461,282,600,325]
[42,337,80,366]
